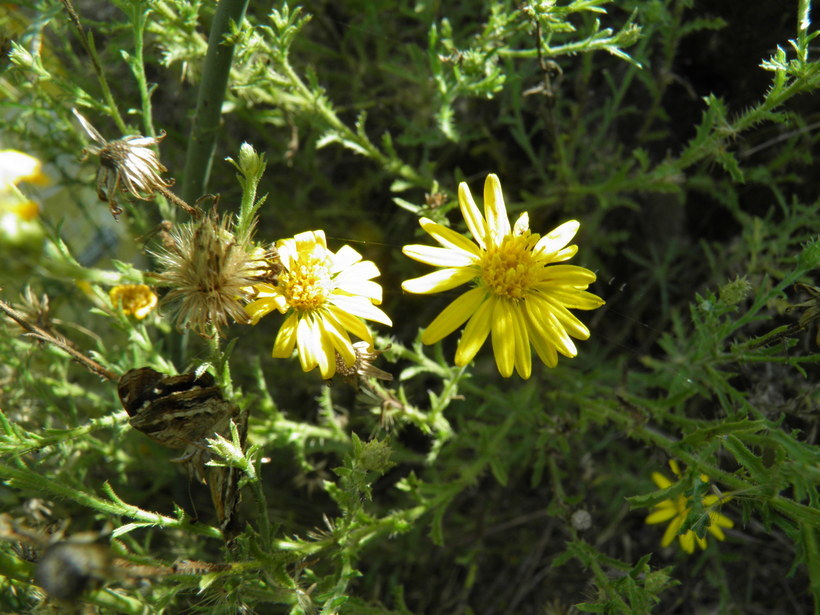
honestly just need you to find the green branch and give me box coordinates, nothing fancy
[182,0,251,204]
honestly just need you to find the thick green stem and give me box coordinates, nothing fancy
[182,0,250,203]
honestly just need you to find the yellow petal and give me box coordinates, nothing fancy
[332,244,363,269]
[548,311,578,357]
[538,264,599,285]
[422,287,485,345]
[402,267,477,294]
[293,229,327,252]
[669,460,682,476]
[335,259,379,283]
[318,339,337,378]
[538,295,591,340]
[528,321,558,367]
[272,312,299,358]
[646,507,678,524]
[510,305,532,379]
[491,300,515,377]
[454,295,494,365]
[246,297,276,324]
[513,211,529,236]
[295,316,322,372]
[679,531,696,554]
[327,305,375,346]
[713,513,734,529]
[535,285,605,310]
[458,182,487,249]
[707,523,726,542]
[330,294,392,327]
[551,244,579,263]
[525,299,578,358]
[483,174,510,247]
[335,279,383,303]
[651,472,672,489]
[418,217,482,256]
[661,515,684,548]
[318,313,355,368]
[533,220,579,258]
[402,244,478,268]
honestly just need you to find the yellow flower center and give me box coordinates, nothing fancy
[280,255,332,310]
[479,234,537,299]
[109,284,157,320]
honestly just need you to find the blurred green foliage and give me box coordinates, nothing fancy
[0,0,818,613]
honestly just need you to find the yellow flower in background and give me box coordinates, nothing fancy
[245,230,392,379]
[0,150,48,220]
[109,284,158,320]
[645,460,733,554]
[0,150,49,188]
[402,174,604,378]
[0,150,46,252]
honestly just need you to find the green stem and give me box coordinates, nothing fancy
[130,5,155,138]
[182,0,251,203]
[60,0,127,133]
[0,412,127,457]
[0,461,222,539]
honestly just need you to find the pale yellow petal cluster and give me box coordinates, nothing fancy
[245,230,391,379]
[402,174,604,378]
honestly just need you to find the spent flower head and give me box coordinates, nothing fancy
[72,108,196,219]
[334,341,394,387]
[645,460,733,554]
[109,284,158,320]
[152,211,269,337]
[245,230,392,379]
[402,173,604,378]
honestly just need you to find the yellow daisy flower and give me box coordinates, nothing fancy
[245,230,392,379]
[109,284,158,320]
[645,460,734,554]
[402,173,604,378]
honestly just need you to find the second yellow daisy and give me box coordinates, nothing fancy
[402,173,604,378]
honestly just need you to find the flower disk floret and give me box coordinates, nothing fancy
[402,173,604,378]
[245,230,392,379]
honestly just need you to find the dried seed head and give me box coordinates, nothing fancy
[333,341,393,387]
[72,108,195,219]
[152,212,270,337]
